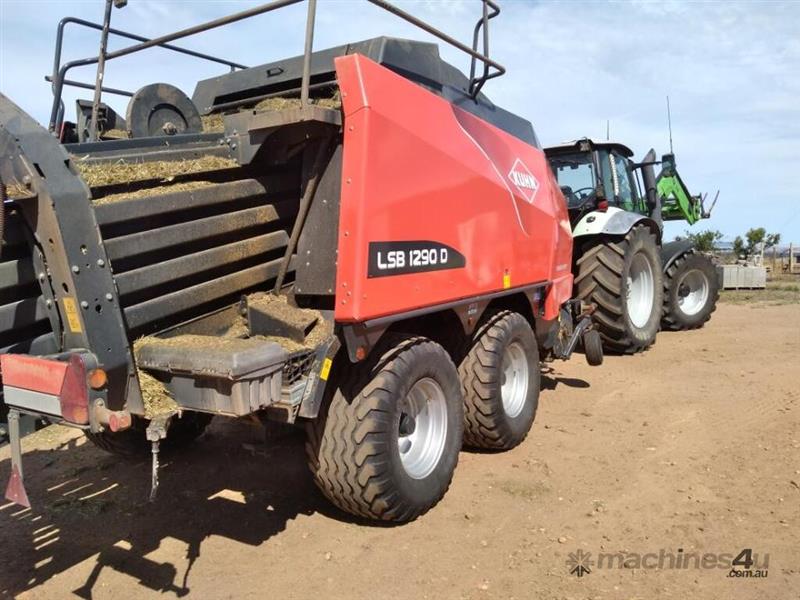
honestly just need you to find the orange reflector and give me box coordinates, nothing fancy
[88,368,107,390]
[355,346,366,361]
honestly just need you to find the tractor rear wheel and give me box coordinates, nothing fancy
[575,225,663,354]
[662,250,719,330]
[458,311,540,450]
[305,335,463,522]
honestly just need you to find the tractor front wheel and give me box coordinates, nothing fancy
[662,250,719,330]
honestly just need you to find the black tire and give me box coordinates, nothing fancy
[85,412,212,459]
[662,250,719,330]
[305,335,463,522]
[582,329,604,366]
[459,311,540,450]
[575,225,663,354]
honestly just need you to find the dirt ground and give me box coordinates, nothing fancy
[1,302,798,600]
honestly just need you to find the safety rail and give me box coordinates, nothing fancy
[48,0,506,140]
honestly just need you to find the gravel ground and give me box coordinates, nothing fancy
[1,302,798,600]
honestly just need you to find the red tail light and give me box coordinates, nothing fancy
[0,354,67,394]
[0,353,90,425]
[596,200,609,212]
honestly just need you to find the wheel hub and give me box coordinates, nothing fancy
[399,413,416,436]
[675,268,709,316]
[626,253,655,329]
[397,378,448,480]
[500,342,529,418]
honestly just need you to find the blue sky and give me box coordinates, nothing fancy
[1,0,797,243]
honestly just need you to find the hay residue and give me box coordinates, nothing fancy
[5,182,31,198]
[139,334,269,353]
[93,180,215,205]
[253,92,341,113]
[251,334,307,354]
[138,370,179,419]
[222,293,333,353]
[102,128,129,139]
[223,314,249,339]
[304,312,333,349]
[75,156,239,187]
[133,339,179,419]
[246,292,333,352]
[201,114,225,133]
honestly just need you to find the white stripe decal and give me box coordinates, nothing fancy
[452,111,528,236]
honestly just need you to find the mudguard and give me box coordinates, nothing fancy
[573,207,660,243]
[660,239,696,272]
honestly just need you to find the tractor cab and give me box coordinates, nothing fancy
[544,138,649,226]
[545,138,710,227]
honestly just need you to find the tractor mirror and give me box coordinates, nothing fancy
[661,153,676,176]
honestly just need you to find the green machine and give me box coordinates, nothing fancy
[545,138,719,354]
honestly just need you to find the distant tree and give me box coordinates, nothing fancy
[683,229,723,252]
[745,227,766,255]
[741,227,780,260]
[732,236,746,257]
[765,232,781,250]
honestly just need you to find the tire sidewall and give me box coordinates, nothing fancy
[473,313,540,446]
[666,253,718,328]
[620,229,663,346]
[582,329,604,366]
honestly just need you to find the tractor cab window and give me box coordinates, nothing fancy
[549,153,596,208]
[609,152,635,211]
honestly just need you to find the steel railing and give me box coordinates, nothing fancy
[48,0,506,140]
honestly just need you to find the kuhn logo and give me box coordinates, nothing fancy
[508,158,539,204]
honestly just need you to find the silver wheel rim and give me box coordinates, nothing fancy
[627,253,655,329]
[398,378,448,480]
[676,268,709,316]
[501,342,529,418]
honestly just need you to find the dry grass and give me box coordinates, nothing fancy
[254,93,341,112]
[75,155,238,187]
[200,93,340,133]
[201,114,225,133]
[102,128,129,139]
[246,292,332,351]
[133,338,179,419]
[94,180,215,205]
[720,279,800,305]
[139,334,274,353]
[223,315,249,339]
[5,182,31,198]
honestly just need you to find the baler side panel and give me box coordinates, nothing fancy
[334,54,572,322]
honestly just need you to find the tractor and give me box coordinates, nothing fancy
[545,139,719,354]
